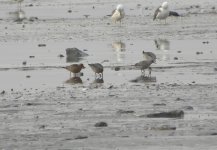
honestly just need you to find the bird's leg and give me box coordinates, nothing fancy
[141,69,145,76]
[148,67,152,78]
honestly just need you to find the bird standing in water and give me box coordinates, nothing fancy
[64,64,85,77]
[111,4,125,25]
[88,63,104,79]
[135,60,153,77]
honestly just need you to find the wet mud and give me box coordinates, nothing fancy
[0,0,217,149]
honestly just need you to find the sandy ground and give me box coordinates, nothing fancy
[0,0,217,149]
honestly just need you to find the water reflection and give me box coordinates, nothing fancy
[12,0,24,11]
[66,56,83,62]
[154,38,171,61]
[112,41,126,62]
[65,77,82,84]
[10,9,26,22]
[154,38,170,50]
[66,48,88,62]
[112,41,126,52]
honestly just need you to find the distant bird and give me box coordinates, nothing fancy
[135,60,153,77]
[64,64,85,77]
[153,1,169,23]
[142,51,157,63]
[111,4,125,25]
[88,63,104,79]
[112,41,126,62]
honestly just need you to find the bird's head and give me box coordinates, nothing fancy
[80,64,85,69]
[152,59,156,63]
[116,4,124,11]
[161,1,168,9]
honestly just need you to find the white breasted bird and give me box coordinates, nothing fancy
[153,1,169,23]
[111,4,125,25]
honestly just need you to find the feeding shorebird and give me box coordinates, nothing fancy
[111,4,125,25]
[64,64,85,77]
[135,60,154,77]
[153,1,169,23]
[88,63,104,79]
[142,51,157,63]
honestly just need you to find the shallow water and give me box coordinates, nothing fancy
[0,39,216,91]
[1,1,217,149]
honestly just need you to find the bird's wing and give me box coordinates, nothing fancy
[96,63,104,70]
[111,9,116,16]
[169,11,180,17]
[153,6,161,20]
[135,60,152,69]
[111,10,121,20]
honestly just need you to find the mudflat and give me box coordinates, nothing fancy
[0,0,217,149]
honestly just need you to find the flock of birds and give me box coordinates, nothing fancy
[11,0,178,81]
[64,1,177,81]
[111,1,179,25]
[64,50,156,81]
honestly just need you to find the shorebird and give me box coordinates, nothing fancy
[135,60,153,77]
[88,63,104,79]
[64,64,85,77]
[111,4,125,25]
[153,1,169,23]
[142,51,157,63]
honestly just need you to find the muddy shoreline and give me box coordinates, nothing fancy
[0,0,217,149]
